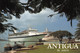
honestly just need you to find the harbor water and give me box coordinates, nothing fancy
[0,41,36,52]
[0,41,8,52]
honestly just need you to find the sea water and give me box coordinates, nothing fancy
[0,41,36,52]
[8,41,36,47]
[0,41,8,52]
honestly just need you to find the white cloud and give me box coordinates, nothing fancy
[8,8,57,31]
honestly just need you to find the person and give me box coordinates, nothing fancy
[13,42,18,50]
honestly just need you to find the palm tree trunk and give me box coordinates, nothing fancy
[59,38,62,44]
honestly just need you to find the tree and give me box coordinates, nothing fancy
[50,30,73,43]
[26,0,80,26]
[0,0,25,33]
[0,0,80,33]
[75,21,80,38]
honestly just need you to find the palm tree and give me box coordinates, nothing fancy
[75,22,80,38]
[0,0,25,33]
[27,0,80,26]
[50,30,73,43]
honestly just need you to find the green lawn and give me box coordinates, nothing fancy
[16,44,80,53]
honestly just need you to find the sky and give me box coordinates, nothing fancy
[0,0,78,39]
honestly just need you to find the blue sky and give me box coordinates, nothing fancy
[0,0,78,39]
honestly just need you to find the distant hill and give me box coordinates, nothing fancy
[0,39,7,41]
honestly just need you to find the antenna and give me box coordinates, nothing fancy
[45,28,48,32]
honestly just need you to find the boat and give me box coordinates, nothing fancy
[8,28,47,42]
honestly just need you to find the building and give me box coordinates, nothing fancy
[75,36,80,42]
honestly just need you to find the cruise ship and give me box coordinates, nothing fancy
[8,28,47,42]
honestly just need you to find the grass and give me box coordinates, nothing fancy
[16,44,80,53]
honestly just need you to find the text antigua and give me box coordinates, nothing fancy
[47,44,78,49]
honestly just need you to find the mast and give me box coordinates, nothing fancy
[45,28,48,32]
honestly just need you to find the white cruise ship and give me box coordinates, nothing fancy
[8,28,47,42]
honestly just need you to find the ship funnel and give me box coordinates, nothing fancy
[13,29,17,33]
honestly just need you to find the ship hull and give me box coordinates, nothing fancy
[8,34,46,42]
